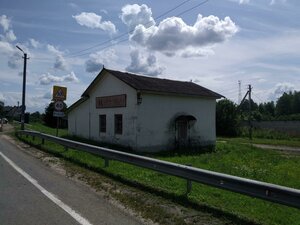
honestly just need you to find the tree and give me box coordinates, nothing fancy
[43,101,67,128]
[0,104,3,117]
[216,99,239,137]
[30,111,42,123]
[276,92,293,116]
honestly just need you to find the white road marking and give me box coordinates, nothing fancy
[0,151,93,225]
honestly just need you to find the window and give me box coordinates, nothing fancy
[99,115,106,133]
[114,114,122,134]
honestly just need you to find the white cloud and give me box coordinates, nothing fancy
[269,82,294,101]
[0,15,10,31]
[29,38,41,48]
[63,71,79,82]
[120,4,155,31]
[85,49,117,73]
[5,30,16,42]
[54,55,67,71]
[47,44,68,71]
[7,52,21,69]
[43,92,52,99]
[0,41,14,54]
[228,0,287,5]
[39,72,79,85]
[125,49,164,76]
[130,14,238,57]
[73,12,116,34]
[47,44,63,55]
[270,0,287,5]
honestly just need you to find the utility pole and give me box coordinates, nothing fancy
[16,45,29,130]
[248,84,252,140]
[238,80,242,104]
[237,84,253,141]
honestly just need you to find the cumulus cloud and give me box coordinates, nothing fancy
[29,38,41,48]
[274,82,294,95]
[0,15,17,43]
[73,12,116,34]
[125,49,164,76]
[7,52,21,69]
[39,72,79,85]
[4,30,16,42]
[0,41,14,54]
[85,49,117,73]
[0,15,10,31]
[43,92,52,99]
[120,4,155,31]
[54,55,67,71]
[130,14,238,57]
[47,44,63,55]
[269,82,294,100]
[47,44,68,71]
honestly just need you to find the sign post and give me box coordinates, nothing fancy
[52,86,67,136]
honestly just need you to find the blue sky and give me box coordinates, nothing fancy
[0,0,299,112]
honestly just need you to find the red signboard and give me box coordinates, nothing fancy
[96,94,126,108]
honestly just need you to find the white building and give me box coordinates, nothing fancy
[67,68,222,152]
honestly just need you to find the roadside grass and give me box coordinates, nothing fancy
[15,124,300,225]
[24,122,68,137]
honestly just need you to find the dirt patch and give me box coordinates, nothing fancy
[252,144,300,155]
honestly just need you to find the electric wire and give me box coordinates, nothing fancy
[64,0,194,57]
[65,0,211,59]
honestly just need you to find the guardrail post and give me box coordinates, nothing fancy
[186,164,192,196]
[41,138,45,145]
[104,158,109,168]
[32,136,35,141]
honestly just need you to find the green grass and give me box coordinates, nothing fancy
[24,122,68,137]
[15,123,300,225]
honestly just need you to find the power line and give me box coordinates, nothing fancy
[65,0,194,58]
[66,0,211,58]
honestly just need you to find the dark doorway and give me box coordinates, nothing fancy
[175,115,197,148]
[177,120,188,142]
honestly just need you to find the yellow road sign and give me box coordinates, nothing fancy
[53,86,67,101]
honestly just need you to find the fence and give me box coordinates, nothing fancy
[18,130,300,209]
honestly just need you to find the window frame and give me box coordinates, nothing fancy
[114,114,123,135]
[99,114,106,133]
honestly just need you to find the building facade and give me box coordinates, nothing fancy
[68,68,222,152]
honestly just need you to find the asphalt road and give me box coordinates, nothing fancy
[0,134,143,225]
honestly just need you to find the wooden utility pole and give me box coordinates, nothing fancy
[248,84,252,140]
[16,45,29,130]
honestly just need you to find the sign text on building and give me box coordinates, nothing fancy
[96,94,126,108]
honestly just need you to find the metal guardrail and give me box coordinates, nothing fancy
[18,130,300,209]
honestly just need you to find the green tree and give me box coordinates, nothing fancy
[291,91,300,114]
[276,92,293,116]
[30,111,42,123]
[43,101,67,128]
[216,99,239,137]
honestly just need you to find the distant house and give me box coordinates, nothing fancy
[67,68,223,152]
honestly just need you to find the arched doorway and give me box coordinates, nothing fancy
[175,115,197,147]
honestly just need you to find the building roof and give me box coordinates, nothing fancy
[68,68,223,113]
[83,68,223,99]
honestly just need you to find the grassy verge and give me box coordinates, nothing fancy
[15,123,300,225]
